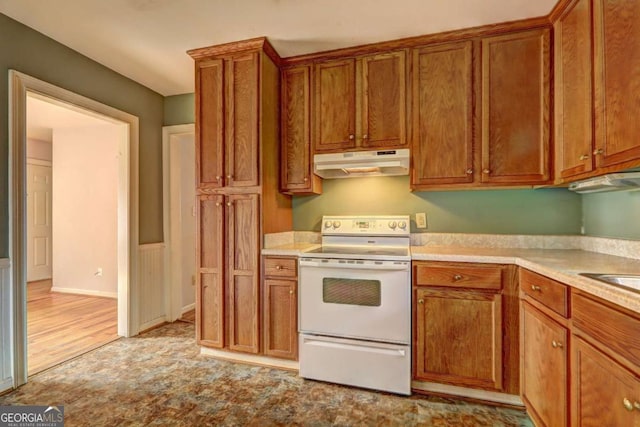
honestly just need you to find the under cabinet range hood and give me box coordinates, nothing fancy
[568,172,640,193]
[313,149,410,179]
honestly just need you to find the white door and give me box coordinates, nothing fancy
[26,163,53,282]
[177,133,196,312]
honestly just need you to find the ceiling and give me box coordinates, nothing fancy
[27,94,116,140]
[1,0,557,96]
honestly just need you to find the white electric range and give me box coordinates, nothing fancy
[298,215,411,395]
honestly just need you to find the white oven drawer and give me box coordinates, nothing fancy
[299,334,411,395]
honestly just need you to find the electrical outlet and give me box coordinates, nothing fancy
[416,213,427,229]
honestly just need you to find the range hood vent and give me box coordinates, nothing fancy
[568,172,640,193]
[313,149,410,179]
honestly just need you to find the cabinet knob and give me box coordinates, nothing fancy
[289,290,294,295]
[215,202,221,207]
[623,398,634,411]
[226,201,232,207]
[551,340,563,349]
[579,154,590,160]
[465,169,473,175]
[362,134,369,139]
[593,148,604,155]
[453,274,462,281]
[303,177,308,182]
[227,174,232,179]
[531,285,541,292]
[348,134,355,140]
[483,169,491,174]
[215,175,222,181]
[418,299,424,304]
[275,265,282,270]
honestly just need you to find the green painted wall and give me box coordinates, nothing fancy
[0,13,165,256]
[582,191,640,240]
[164,93,195,126]
[293,176,583,234]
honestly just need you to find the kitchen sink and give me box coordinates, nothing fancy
[580,273,640,293]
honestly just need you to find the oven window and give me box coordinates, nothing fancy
[322,278,381,307]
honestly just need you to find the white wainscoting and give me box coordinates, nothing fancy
[138,244,167,331]
[0,258,13,392]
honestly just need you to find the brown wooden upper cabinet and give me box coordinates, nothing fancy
[481,29,551,184]
[281,65,322,195]
[555,0,594,180]
[313,50,407,153]
[411,41,476,188]
[196,52,260,189]
[593,0,640,169]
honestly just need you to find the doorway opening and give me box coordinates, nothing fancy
[162,124,196,323]
[7,71,140,389]
[25,93,125,375]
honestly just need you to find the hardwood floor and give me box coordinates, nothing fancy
[27,280,119,376]
[179,309,195,323]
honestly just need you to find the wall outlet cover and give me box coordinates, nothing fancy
[416,213,427,229]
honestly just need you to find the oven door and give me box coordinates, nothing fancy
[298,257,410,344]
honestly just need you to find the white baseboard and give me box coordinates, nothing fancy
[411,380,524,406]
[51,287,117,299]
[200,347,299,371]
[181,303,195,314]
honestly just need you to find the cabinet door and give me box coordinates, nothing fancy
[313,59,357,152]
[593,0,640,168]
[227,193,260,353]
[573,336,640,427]
[264,279,297,360]
[411,41,475,187]
[225,52,260,187]
[361,51,407,148]
[481,29,551,184]
[197,195,225,348]
[556,0,594,179]
[196,59,225,189]
[281,65,321,194]
[415,288,503,390]
[521,302,568,427]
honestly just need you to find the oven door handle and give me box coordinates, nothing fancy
[299,260,409,271]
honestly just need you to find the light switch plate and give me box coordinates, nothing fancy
[416,213,427,229]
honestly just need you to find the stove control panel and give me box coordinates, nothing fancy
[322,215,410,236]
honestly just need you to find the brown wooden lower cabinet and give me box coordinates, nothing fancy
[521,301,568,427]
[412,261,518,394]
[263,256,298,360]
[572,336,640,427]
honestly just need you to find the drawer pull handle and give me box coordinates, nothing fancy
[623,398,634,411]
[593,148,604,155]
[634,401,640,410]
[531,285,541,292]
[579,154,589,160]
[453,274,462,281]
[465,169,473,175]
[418,299,424,304]
[552,340,563,349]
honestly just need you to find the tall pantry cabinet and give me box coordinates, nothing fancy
[188,38,292,354]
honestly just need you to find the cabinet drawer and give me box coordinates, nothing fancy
[414,263,503,290]
[520,269,569,317]
[573,292,640,367]
[264,257,297,278]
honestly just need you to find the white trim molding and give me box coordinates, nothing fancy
[200,347,299,372]
[412,380,524,406]
[162,124,195,322]
[26,158,52,167]
[49,287,117,299]
[8,70,140,387]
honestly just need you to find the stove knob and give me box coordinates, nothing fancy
[324,221,332,229]
[332,221,341,229]
[388,221,397,229]
[398,221,407,229]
